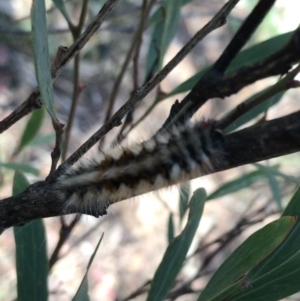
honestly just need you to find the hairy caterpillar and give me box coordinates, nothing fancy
[56,121,225,215]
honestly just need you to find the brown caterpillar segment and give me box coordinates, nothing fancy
[57,121,225,214]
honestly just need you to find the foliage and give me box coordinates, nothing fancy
[0,0,299,300]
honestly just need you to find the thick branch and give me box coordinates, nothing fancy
[1,111,300,233]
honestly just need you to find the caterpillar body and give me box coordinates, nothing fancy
[57,121,225,215]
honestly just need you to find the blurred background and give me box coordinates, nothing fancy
[0,0,300,300]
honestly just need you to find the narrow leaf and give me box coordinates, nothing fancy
[168,31,293,96]
[179,182,190,221]
[31,0,58,122]
[147,188,206,301]
[198,216,295,301]
[72,234,104,301]
[231,249,300,301]
[52,0,72,24]
[158,0,182,69]
[283,186,300,216]
[254,164,282,210]
[12,171,30,195]
[30,133,56,146]
[167,213,175,243]
[254,163,300,184]
[224,89,284,133]
[0,162,40,176]
[267,173,282,210]
[247,187,300,280]
[13,172,48,301]
[18,108,45,151]
[207,170,267,200]
[145,0,182,79]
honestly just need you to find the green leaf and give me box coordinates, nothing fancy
[282,186,300,216]
[30,133,56,146]
[198,216,296,301]
[207,170,267,200]
[179,182,190,221]
[72,234,104,301]
[167,213,175,243]
[31,0,59,122]
[145,20,163,79]
[145,0,183,79]
[13,172,48,301]
[12,171,30,195]
[147,0,191,27]
[231,249,300,301]
[255,164,282,210]
[267,172,282,210]
[52,0,72,24]
[168,31,293,96]
[73,278,89,301]
[158,0,182,68]
[0,162,40,176]
[182,0,195,5]
[254,163,300,184]
[18,108,45,151]
[147,188,206,301]
[224,89,285,133]
[246,187,300,280]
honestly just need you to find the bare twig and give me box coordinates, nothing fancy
[119,25,300,140]
[58,0,239,170]
[100,0,155,147]
[47,121,65,178]
[121,280,151,301]
[0,0,120,133]
[218,63,300,130]
[49,214,81,270]
[62,0,89,161]
[111,0,153,143]
[50,0,90,268]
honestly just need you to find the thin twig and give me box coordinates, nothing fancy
[49,214,81,270]
[101,0,156,138]
[62,0,89,161]
[0,0,120,133]
[47,121,64,178]
[218,63,300,130]
[50,0,90,269]
[59,22,300,173]
[113,0,153,142]
[121,280,151,301]
[115,0,241,143]
[58,0,238,170]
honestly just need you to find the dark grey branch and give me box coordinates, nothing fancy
[0,110,300,234]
